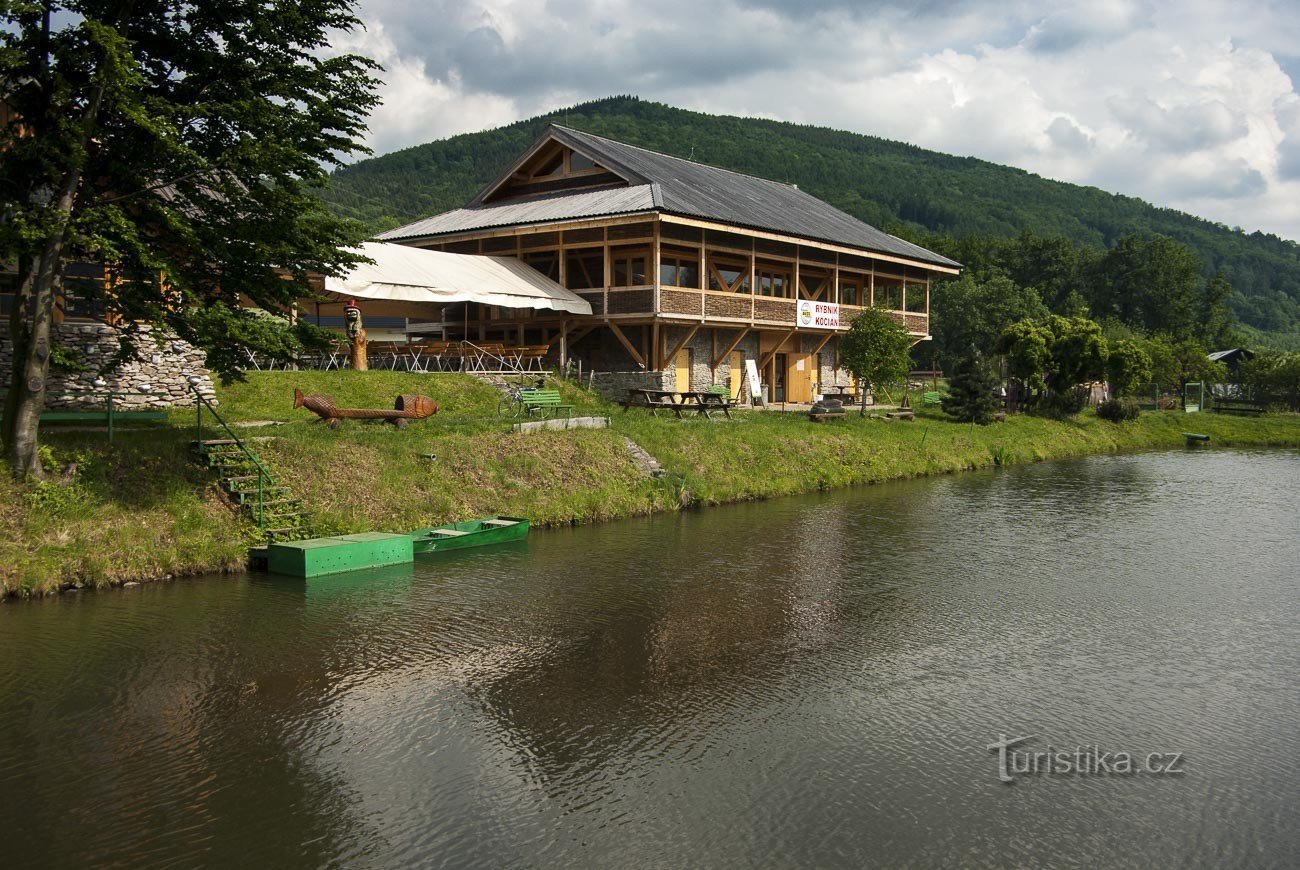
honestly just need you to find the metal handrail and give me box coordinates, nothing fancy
[190,384,274,531]
[459,340,525,374]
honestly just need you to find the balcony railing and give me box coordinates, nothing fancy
[577,286,927,334]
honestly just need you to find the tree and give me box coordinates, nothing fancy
[942,345,1000,424]
[1,1,379,478]
[839,306,914,415]
[996,314,1107,415]
[929,271,1047,371]
[1091,234,1202,339]
[1105,339,1152,398]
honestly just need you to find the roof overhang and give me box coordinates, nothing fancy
[323,242,593,315]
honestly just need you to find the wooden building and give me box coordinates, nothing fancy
[378,125,960,401]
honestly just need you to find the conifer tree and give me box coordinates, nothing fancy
[942,345,1000,424]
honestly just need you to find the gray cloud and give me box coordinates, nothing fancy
[342,0,1300,240]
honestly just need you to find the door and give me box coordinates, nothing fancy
[784,354,811,403]
[729,351,744,399]
[674,348,692,394]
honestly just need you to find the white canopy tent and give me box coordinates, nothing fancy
[322,241,592,315]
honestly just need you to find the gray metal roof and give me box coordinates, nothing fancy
[377,184,658,240]
[379,125,960,270]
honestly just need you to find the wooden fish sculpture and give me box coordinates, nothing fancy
[293,388,438,429]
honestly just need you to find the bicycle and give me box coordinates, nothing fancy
[497,377,546,419]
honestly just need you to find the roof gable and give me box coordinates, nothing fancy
[472,128,641,205]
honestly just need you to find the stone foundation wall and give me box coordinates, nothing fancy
[590,369,669,402]
[0,323,218,409]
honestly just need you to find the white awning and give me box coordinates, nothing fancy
[322,241,592,315]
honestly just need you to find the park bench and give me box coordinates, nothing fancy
[922,391,944,406]
[0,392,167,442]
[1211,398,1264,415]
[520,388,574,418]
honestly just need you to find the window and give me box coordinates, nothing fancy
[799,270,831,300]
[565,249,604,289]
[659,248,700,288]
[839,277,862,307]
[756,263,792,298]
[708,257,750,293]
[876,279,903,310]
[610,247,649,287]
[905,283,928,313]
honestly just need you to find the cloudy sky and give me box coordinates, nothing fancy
[331,0,1300,241]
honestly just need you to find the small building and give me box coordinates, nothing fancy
[377,125,960,402]
[1208,348,1254,375]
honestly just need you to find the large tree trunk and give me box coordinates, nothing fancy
[3,176,80,480]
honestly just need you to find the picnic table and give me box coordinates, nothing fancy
[624,388,733,419]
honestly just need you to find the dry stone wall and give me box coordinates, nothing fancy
[0,323,218,408]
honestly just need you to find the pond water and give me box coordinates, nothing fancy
[2,450,1299,868]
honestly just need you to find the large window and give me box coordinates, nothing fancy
[565,249,604,290]
[610,246,649,287]
[659,248,700,288]
[905,282,928,313]
[839,275,863,307]
[799,269,831,300]
[876,277,903,310]
[756,262,791,298]
[707,255,750,293]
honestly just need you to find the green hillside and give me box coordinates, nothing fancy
[318,96,1300,338]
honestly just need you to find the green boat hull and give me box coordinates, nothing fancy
[410,516,530,554]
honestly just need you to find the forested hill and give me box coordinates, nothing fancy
[318,96,1300,337]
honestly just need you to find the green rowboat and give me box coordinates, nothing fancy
[410,516,530,554]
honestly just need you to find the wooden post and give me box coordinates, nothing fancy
[559,318,568,372]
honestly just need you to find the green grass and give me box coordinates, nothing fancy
[4,370,1299,598]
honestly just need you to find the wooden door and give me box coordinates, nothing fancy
[729,351,744,399]
[674,348,692,394]
[787,354,815,403]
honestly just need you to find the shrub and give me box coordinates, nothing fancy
[1096,397,1140,422]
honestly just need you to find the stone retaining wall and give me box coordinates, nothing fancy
[0,323,218,408]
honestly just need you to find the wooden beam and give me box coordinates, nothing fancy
[651,322,660,371]
[607,321,645,369]
[759,328,796,370]
[549,324,595,349]
[663,324,700,372]
[809,331,834,357]
[711,327,750,368]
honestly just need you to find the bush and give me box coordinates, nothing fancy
[1096,398,1140,422]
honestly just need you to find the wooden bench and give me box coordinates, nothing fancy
[922,391,944,406]
[1211,398,1264,415]
[520,389,574,418]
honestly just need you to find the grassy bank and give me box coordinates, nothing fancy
[5,371,1300,597]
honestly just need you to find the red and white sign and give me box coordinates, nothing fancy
[797,300,840,329]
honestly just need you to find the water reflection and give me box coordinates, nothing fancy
[2,450,1298,868]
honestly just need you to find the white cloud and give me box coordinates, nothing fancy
[336,0,1300,240]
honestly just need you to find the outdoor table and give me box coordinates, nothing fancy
[679,390,733,419]
[627,388,731,419]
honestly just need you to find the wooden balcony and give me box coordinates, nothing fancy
[577,286,928,335]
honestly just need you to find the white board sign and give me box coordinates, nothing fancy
[745,359,763,406]
[797,300,840,329]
